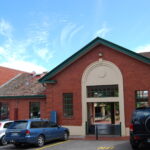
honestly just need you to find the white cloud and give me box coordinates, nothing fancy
[0,19,13,39]
[36,48,54,61]
[60,23,76,46]
[69,25,84,41]
[1,60,47,74]
[94,24,110,38]
[135,44,150,53]
[0,18,53,73]
[27,21,51,45]
[60,23,84,46]
[0,47,6,55]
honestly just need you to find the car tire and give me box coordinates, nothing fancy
[131,143,138,150]
[145,116,150,132]
[36,135,45,147]
[130,139,139,150]
[0,135,7,146]
[63,132,69,141]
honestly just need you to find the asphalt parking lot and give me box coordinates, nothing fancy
[0,140,133,150]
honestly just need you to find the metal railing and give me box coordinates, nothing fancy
[95,122,121,140]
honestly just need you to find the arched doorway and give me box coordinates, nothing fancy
[81,59,126,136]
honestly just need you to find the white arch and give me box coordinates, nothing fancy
[81,59,126,136]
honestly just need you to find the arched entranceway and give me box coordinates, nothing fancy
[81,59,126,136]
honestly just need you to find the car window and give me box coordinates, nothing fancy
[3,122,13,128]
[30,121,42,128]
[9,121,28,129]
[49,121,58,128]
[42,121,49,128]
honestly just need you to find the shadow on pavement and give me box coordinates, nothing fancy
[114,141,150,150]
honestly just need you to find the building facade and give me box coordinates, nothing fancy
[0,73,46,121]
[39,37,150,136]
[0,38,150,137]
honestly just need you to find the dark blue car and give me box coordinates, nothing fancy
[5,119,69,147]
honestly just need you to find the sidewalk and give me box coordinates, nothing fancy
[70,135,129,141]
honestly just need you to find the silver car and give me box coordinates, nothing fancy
[0,120,13,145]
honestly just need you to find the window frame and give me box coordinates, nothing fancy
[29,102,40,119]
[87,84,119,98]
[63,93,73,118]
[135,90,149,108]
[0,102,9,120]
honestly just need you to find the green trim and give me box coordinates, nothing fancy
[39,37,150,83]
[0,95,46,99]
[44,80,57,84]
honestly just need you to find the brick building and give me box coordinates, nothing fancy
[0,73,46,121]
[39,37,150,136]
[0,37,150,136]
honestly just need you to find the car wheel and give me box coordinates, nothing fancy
[36,135,45,147]
[63,132,69,141]
[0,136,7,145]
[145,116,150,132]
[130,139,139,150]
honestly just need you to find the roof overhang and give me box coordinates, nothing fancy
[0,95,46,99]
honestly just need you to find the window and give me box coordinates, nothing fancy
[0,103,9,120]
[63,93,73,118]
[42,121,49,128]
[87,85,118,98]
[10,121,28,129]
[4,122,13,128]
[30,121,42,128]
[49,121,58,127]
[135,90,149,108]
[29,102,40,118]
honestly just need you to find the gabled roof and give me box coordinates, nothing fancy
[139,52,150,58]
[39,37,150,83]
[0,66,25,86]
[0,73,46,96]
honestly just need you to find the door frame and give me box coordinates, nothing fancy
[81,60,126,136]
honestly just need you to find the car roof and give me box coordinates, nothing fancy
[14,119,49,122]
[0,120,13,123]
[136,107,150,111]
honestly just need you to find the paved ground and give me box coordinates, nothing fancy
[0,140,133,150]
[1,139,150,150]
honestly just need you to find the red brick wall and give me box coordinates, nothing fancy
[0,98,46,120]
[45,45,150,127]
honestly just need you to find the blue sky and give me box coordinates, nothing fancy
[0,0,150,73]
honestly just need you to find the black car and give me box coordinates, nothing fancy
[130,107,150,149]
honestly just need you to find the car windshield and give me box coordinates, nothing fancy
[9,121,28,129]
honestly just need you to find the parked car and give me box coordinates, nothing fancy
[5,119,69,147]
[0,120,13,145]
[130,107,150,149]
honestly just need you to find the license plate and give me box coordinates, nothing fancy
[147,138,150,143]
[11,133,18,136]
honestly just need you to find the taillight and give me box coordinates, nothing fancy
[134,136,140,140]
[26,130,30,135]
[130,124,134,131]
